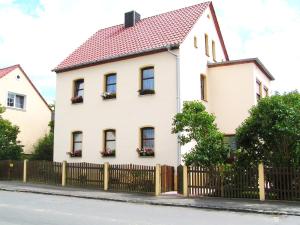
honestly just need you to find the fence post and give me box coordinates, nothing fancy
[104,162,109,191]
[183,165,188,197]
[155,164,161,196]
[62,161,67,187]
[219,165,224,197]
[258,162,265,201]
[23,159,28,183]
[174,173,178,191]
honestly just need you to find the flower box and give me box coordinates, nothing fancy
[67,150,82,157]
[102,92,116,100]
[71,96,83,104]
[138,89,155,95]
[136,148,155,157]
[101,149,116,157]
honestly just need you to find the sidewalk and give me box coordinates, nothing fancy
[0,181,300,216]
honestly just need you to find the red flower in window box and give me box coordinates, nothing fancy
[71,96,83,104]
[136,148,155,157]
[101,148,116,157]
[101,92,116,100]
[67,150,82,157]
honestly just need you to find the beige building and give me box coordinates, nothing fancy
[0,64,52,154]
[53,2,274,166]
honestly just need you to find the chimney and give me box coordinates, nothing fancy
[124,11,141,28]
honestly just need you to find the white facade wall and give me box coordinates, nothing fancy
[54,52,179,166]
[208,63,271,134]
[179,7,227,111]
[0,68,51,153]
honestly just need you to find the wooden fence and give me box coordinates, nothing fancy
[109,164,155,193]
[265,167,300,201]
[66,162,104,189]
[180,165,259,199]
[0,160,23,181]
[27,161,62,185]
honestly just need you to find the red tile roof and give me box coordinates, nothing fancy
[0,64,19,79]
[54,1,228,72]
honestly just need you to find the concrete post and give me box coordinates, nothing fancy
[104,162,109,191]
[23,159,28,183]
[258,162,265,201]
[62,161,67,187]
[155,164,161,196]
[183,165,188,197]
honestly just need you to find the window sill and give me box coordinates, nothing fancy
[67,152,82,158]
[138,89,155,95]
[201,99,208,103]
[102,155,116,158]
[71,96,83,104]
[139,155,155,158]
[5,106,26,112]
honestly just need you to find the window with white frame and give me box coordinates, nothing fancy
[7,92,26,109]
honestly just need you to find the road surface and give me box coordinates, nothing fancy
[0,191,298,225]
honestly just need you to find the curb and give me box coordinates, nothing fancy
[0,187,299,217]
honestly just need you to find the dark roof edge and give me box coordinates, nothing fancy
[53,45,180,73]
[207,58,275,81]
[209,3,229,61]
[16,65,52,111]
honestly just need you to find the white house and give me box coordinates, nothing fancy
[53,1,274,167]
[0,64,52,154]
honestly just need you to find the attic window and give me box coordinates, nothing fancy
[205,34,210,57]
[194,36,198,48]
[207,14,210,19]
[7,92,26,110]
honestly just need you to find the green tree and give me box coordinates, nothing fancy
[172,101,229,166]
[0,105,23,160]
[236,91,300,167]
[31,121,54,161]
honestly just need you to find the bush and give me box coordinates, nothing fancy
[236,91,300,167]
[0,105,23,160]
[172,101,230,166]
[31,133,54,161]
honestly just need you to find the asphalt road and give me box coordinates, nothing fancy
[0,191,299,225]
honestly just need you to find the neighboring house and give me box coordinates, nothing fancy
[0,64,52,154]
[53,1,274,166]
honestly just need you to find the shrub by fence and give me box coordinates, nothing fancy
[109,164,155,193]
[66,162,104,189]
[187,166,258,199]
[0,160,23,181]
[265,167,300,201]
[27,161,62,185]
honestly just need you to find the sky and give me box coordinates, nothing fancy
[0,0,299,103]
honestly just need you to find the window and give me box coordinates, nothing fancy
[102,74,117,99]
[256,80,262,101]
[212,40,216,61]
[200,75,207,101]
[205,34,209,56]
[72,79,84,103]
[194,36,198,48]
[105,74,117,94]
[224,135,237,151]
[263,86,269,97]
[71,131,82,157]
[139,127,155,156]
[6,92,26,109]
[102,130,116,157]
[140,67,155,95]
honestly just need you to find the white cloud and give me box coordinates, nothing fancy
[0,0,299,103]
